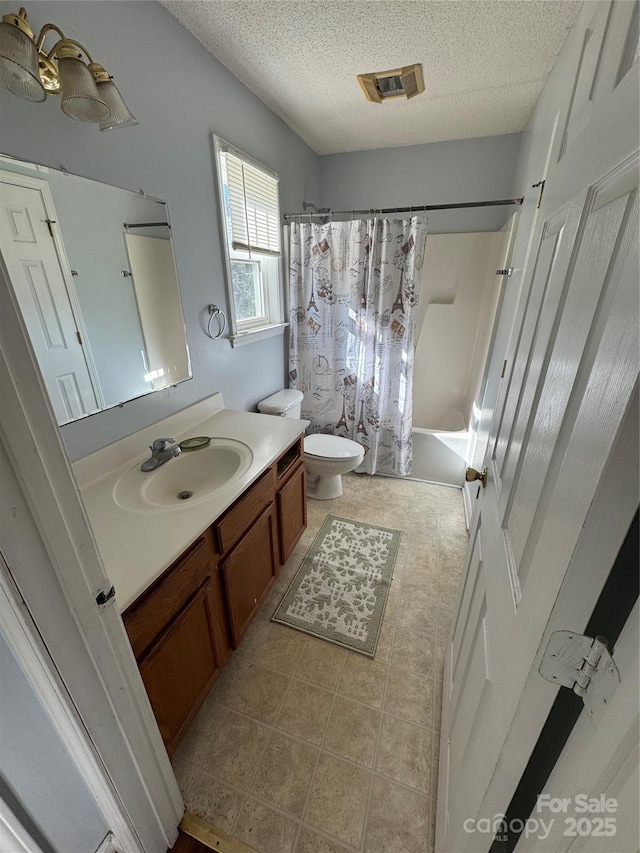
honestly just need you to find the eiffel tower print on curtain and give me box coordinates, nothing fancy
[307,273,318,312]
[392,270,405,314]
[335,395,348,431]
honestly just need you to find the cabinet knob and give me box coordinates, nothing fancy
[254,596,257,605]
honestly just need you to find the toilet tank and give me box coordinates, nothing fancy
[257,389,303,418]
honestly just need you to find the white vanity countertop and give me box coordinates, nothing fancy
[73,394,308,611]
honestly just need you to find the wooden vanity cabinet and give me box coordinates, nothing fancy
[220,501,279,646]
[215,467,279,648]
[138,579,218,756]
[123,436,307,754]
[275,438,307,565]
[215,436,307,647]
[123,531,229,756]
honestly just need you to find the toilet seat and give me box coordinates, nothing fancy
[304,434,364,460]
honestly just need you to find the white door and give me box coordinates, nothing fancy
[437,152,638,852]
[436,3,639,848]
[461,214,519,526]
[516,602,639,853]
[0,174,100,423]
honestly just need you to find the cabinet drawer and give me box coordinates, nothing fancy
[214,467,275,554]
[124,534,212,660]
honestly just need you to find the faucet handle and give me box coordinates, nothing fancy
[150,437,176,453]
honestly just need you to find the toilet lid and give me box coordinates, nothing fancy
[304,434,364,459]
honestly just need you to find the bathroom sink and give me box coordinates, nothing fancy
[114,438,253,511]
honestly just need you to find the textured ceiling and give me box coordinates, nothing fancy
[162,0,581,155]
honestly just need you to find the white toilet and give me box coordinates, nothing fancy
[257,389,365,500]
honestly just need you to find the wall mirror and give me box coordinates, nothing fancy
[0,154,191,425]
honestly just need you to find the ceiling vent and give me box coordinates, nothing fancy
[357,64,424,104]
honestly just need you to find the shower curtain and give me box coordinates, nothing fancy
[288,216,428,476]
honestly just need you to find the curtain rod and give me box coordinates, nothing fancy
[283,197,524,221]
[123,221,171,229]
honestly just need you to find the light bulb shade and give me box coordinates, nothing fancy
[0,20,46,102]
[96,78,137,130]
[59,56,109,122]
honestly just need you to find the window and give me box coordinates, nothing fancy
[213,136,286,345]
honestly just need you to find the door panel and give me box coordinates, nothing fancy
[560,1,613,158]
[450,516,484,690]
[492,202,580,498]
[0,178,99,423]
[505,175,635,591]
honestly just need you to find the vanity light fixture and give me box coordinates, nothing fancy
[357,64,425,104]
[0,6,137,129]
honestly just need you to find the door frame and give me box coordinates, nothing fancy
[0,552,138,852]
[0,255,182,850]
[0,166,106,411]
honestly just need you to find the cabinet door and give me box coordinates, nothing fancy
[277,461,307,565]
[138,579,220,756]
[221,502,279,647]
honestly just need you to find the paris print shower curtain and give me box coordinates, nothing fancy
[288,216,428,476]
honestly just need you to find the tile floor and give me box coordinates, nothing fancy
[172,473,468,853]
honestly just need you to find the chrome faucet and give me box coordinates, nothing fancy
[140,437,181,471]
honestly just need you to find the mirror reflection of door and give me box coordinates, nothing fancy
[0,172,102,424]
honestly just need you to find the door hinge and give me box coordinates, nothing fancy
[501,359,508,378]
[496,267,513,276]
[95,580,116,609]
[539,631,620,725]
[45,218,56,237]
[76,330,83,346]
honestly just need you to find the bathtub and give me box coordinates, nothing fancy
[410,409,470,487]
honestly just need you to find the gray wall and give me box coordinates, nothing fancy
[319,133,522,233]
[0,632,108,853]
[0,0,321,459]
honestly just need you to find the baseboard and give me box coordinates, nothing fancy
[179,812,258,853]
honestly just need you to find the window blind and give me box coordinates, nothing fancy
[223,151,281,257]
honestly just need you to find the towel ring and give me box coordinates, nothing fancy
[206,306,227,339]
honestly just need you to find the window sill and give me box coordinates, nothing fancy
[230,322,288,348]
